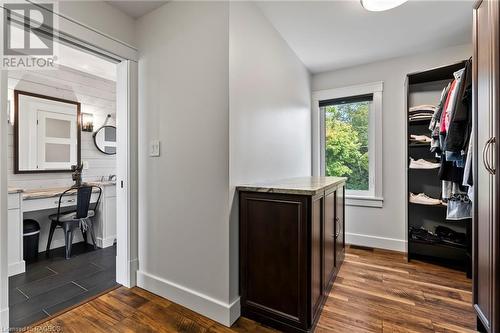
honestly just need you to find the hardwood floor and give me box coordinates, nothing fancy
[27,245,477,333]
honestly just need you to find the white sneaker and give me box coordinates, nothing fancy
[409,105,436,112]
[410,134,432,143]
[410,193,442,205]
[409,158,441,169]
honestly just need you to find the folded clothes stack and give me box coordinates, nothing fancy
[409,105,436,121]
[409,225,466,247]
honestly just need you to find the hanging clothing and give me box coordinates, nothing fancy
[445,68,465,133]
[446,194,472,220]
[446,59,473,153]
[440,79,456,134]
[430,83,451,154]
[425,61,473,221]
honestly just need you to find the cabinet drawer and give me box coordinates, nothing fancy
[8,193,20,210]
[23,193,100,212]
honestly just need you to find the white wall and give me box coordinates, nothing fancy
[311,43,472,251]
[228,1,311,301]
[7,65,117,190]
[136,1,311,325]
[58,1,137,48]
[136,1,233,325]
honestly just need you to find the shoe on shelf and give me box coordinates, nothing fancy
[409,226,441,243]
[409,158,441,169]
[409,105,437,113]
[435,226,466,247]
[410,134,432,143]
[409,192,442,206]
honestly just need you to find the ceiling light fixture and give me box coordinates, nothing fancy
[360,0,408,11]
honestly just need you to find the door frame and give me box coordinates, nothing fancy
[0,2,139,329]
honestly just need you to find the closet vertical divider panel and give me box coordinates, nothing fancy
[406,62,472,275]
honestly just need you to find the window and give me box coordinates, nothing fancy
[312,82,383,207]
[321,96,371,192]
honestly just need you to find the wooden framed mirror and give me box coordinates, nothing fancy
[14,90,81,173]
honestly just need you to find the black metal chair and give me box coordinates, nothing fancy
[46,185,102,259]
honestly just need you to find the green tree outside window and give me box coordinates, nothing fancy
[325,101,370,191]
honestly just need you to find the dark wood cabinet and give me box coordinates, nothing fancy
[323,188,335,293]
[335,187,345,269]
[239,177,346,333]
[473,1,500,332]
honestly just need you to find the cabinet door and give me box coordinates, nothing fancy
[240,192,309,329]
[474,0,497,330]
[323,190,335,293]
[8,209,21,269]
[105,196,117,245]
[335,187,345,268]
[311,196,323,317]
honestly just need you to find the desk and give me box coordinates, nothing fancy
[7,183,116,277]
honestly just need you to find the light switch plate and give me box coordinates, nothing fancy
[149,140,160,157]
[82,160,89,169]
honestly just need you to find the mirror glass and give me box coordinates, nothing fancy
[15,90,80,173]
[93,126,117,155]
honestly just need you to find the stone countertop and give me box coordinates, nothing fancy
[22,182,115,200]
[237,177,347,196]
[8,188,24,194]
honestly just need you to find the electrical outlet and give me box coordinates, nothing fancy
[150,140,160,157]
[82,161,89,169]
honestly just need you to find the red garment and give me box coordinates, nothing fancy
[440,79,456,133]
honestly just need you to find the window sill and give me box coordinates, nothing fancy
[345,195,383,208]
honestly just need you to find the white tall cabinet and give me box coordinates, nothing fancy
[7,191,24,276]
[94,184,117,248]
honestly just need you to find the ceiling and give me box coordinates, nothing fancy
[256,0,473,73]
[105,1,473,74]
[57,42,117,81]
[106,1,167,19]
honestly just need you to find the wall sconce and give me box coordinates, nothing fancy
[81,113,94,132]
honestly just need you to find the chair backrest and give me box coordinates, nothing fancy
[56,185,102,221]
[76,186,93,219]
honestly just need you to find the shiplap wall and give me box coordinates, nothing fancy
[7,65,116,190]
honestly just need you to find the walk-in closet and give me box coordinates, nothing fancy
[406,61,473,276]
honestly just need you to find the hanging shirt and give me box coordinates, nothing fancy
[440,79,456,134]
[444,69,465,132]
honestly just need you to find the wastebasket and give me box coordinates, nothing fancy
[23,219,40,262]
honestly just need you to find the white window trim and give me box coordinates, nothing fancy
[312,81,384,208]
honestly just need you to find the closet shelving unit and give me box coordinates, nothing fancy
[406,61,471,275]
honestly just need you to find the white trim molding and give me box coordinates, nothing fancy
[312,81,384,208]
[8,261,25,277]
[137,270,241,327]
[346,195,383,208]
[0,307,8,331]
[346,232,406,252]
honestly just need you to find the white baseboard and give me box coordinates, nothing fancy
[129,258,138,287]
[8,260,25,277]
[137,270,240,326]
[0,307,8,331]
[96,236,116,248]
[346,232,406,252]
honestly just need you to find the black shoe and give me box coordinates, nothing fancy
[410,226,441,243]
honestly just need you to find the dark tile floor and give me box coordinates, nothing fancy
[9,242,118,329]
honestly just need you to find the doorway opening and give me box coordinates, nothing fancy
[2,13,137,327]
